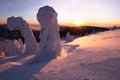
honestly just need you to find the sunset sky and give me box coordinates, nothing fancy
[0,0,120,27]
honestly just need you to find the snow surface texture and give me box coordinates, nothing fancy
[7,17,38,53]
[0,29,120,80]
[36,6,66,59]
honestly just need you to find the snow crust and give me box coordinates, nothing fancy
[0,5,120,80]
[68,30,120,49]
[0,29,120,80]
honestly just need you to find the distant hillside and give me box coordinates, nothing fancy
[59,26,109,38]
[0,24,110,42]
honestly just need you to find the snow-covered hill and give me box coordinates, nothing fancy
[0,30,120,80]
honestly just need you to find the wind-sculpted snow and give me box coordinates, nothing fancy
[1,5,120,80]
[7,17,38,53]
[68,29,120,49]
[26,6,67,64]
[65,32,74,42]
[0,40,21,56]
[37,6,67,58]
[0,29,120,80]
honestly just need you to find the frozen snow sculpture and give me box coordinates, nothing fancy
[0,40,9,57]
[65,32,74,42]
[26,6,67,63]
[5,40,23,55]
[0,51,5,57]
[37,6,63,57]
[7,17,38,53]
[0,40,22,56]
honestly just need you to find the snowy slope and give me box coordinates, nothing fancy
[0,30,120,80]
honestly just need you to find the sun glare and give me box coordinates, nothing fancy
[74,20,84,26]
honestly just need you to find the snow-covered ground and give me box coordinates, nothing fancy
[0,29,120,80]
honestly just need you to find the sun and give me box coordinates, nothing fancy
[74,20,84,26]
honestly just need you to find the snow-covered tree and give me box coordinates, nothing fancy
[65,32,74,42]
[37,6,62,57]
[7,17,38,53]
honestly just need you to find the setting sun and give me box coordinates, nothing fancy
[74,20,84,26]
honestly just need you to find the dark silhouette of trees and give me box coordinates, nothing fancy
[0,24,109,43]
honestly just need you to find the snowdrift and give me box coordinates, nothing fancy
[0,29,120,80]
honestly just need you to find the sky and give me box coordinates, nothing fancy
[0,0,120,27]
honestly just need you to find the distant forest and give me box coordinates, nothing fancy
[33,25,109,42]
[1,24,120,43]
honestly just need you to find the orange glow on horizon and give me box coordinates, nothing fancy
[0,19,6,24]
[59,20,120,27]
[0,18,120,27]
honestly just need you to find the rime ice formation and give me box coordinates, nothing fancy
[0,40,9,56]
[65,32,74,42]
[0,40,22,56]
[37,6,62,57]
[7,17,38,53]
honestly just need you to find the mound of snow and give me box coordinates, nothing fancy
[68,29,120,49]
[0,23,120,80]
[65,32,74,42]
